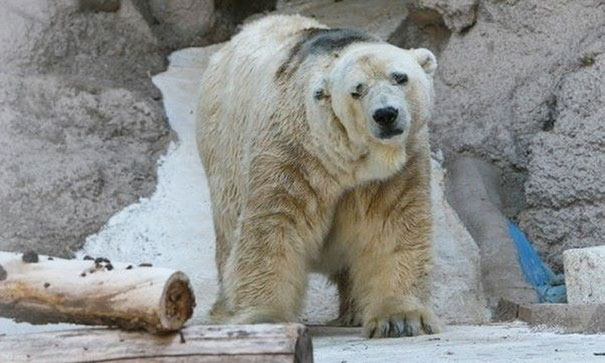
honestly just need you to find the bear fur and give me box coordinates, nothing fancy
[196,14,441,338]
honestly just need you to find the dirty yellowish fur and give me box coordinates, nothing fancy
[196,14,441,338]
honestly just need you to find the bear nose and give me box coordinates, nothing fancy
[373,107,398,126]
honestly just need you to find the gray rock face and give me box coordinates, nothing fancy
[148,0,215,46]
[413,0,477,33]
[139,0,277,49]
[0,0,279,257]
[0,74,169,256]
[521,49,605,269]
[0,1,171,257]
[276,0,409,40]
[395,0,605,271]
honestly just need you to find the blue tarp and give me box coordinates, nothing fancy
[508,221,567,303]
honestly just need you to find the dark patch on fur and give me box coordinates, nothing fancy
[275,27,378,81]
[0,264,7,281]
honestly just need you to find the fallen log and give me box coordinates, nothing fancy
[0,323,312,363]
[0,251,195,333]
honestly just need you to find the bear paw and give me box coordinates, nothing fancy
[364,307,442,339]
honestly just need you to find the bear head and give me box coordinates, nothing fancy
[310,43,437,154]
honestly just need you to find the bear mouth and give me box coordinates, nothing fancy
[378,128,404,139]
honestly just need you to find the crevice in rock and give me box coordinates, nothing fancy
[388,5,452,55]
[214,0,277,27]
[541,95,557,132]
[130,0,278,50]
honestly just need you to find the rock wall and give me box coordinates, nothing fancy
[394,0,605,271]
[0,1,171,257]
[0,0,275,257]
[138,0,277,49]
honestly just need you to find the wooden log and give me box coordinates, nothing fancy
[0,251,195,333]
[0,323,312,363]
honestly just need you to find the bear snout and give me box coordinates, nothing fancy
[373,106,406,139]
[372,106,398,126]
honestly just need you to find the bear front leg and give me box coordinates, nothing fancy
[219,156,329,324]
[348,208,442,338]
[221,213,309,324]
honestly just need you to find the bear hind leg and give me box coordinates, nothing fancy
[329,269,362,327]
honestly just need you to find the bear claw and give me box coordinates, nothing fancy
[365,309,441,339]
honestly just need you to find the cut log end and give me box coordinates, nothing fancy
[159,272,196,331]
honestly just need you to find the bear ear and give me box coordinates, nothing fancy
[411,48,437,76]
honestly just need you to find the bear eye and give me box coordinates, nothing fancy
[392,72,408,85]
[351,83,365,99]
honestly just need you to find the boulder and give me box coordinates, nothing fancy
[564,246,605,305]
[138,0,277,48]
[430,157,491,323]
[412,0,477,33]
[276,0,408,40]
[0,0,281,259]
[146,0,216,47]
[445,156,537,307]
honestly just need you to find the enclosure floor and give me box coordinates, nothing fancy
[311,323,605,363]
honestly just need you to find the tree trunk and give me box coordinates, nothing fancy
[0,251,195,333]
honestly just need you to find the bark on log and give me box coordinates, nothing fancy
[0,251,195,333]
[0,323,312,363]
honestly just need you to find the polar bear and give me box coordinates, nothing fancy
[196,15,441,338]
